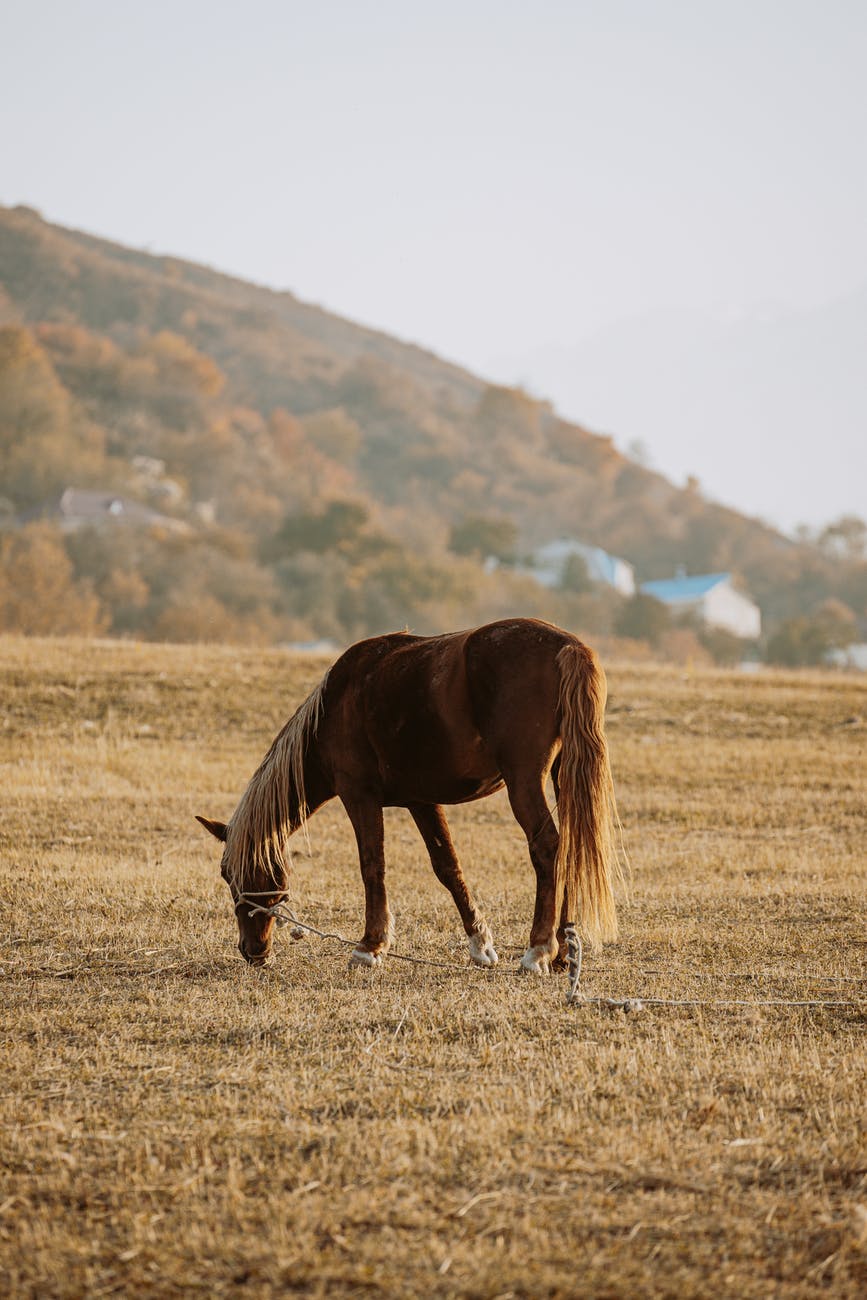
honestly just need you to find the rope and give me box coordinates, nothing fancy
[636,966,867,985]
[239,894,866,1009]
[565,924,641,1010]
[565,922,583,1001]
[566,992,862,1012]
[238,893,521,975]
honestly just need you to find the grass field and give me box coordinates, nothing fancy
[0,634,865,1298]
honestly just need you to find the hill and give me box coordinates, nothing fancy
[1,203,864,659]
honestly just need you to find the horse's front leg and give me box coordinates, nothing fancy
[341,794,394,967]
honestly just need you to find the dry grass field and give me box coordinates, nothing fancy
[1,634,865,1299]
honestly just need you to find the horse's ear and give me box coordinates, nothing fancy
[196,815,228,842]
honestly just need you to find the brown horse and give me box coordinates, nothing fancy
[197,617,621,972]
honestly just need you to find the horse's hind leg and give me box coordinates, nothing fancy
[408,803,498,967]
[341,793,394,967]
[503,772,561,974]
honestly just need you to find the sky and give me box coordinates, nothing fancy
[2,0,865,532]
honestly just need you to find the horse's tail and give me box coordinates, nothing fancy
[555,642,621,948]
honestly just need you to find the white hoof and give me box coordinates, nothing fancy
[349,947,383,968]
[468,929,499,967]
[520,946,552,974]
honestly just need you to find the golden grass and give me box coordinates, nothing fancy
[1,635,865,1299]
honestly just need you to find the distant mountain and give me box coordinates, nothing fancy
[1,203,864,654]
[493,291,867,531]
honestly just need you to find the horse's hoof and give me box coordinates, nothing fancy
[349,947,383,968]
[520,947,552,975]
[468,932,499,967]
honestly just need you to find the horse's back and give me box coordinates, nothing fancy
[464,617,578,671]
[318,619,582,804]
[327,617,579,730]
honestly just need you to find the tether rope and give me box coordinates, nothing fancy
[240,893,522,975]
[239,894,866,1010]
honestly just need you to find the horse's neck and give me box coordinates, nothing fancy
[288,741,333,829]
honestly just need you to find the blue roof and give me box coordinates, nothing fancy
[641,572,730,603]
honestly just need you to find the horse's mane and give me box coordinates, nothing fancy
[225,672,329,893]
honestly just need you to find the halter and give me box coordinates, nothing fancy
[235,890,353,946]
[235,890,292,929]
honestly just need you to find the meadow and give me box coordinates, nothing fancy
[0,634,864,1298]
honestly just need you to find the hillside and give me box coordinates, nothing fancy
[1,204,864,659]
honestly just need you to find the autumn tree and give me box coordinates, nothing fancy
[766,598,857,666]
[0,327,106,508]
[448,514,517,562]
[113,331,226,432]
[818,515,867,562]
[0,326,70,440]
[301,407,363,464]
[265,499,372,559]
[475,386,543,449]
[0,523,106,635]
[614,592,671,645]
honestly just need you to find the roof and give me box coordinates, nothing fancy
[58,487,165,525]
[39,487,192,535]
[641,572,731,603]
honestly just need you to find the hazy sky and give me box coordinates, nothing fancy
[2,1,865,530]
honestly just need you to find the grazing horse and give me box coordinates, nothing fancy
[197,617,621,973]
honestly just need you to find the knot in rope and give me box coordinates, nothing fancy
[564,922,583,1003]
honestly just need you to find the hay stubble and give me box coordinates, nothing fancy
[0,637,865,1297]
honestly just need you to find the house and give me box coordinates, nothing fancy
[640,572,761,639]
[46,487,189,534]
[826,643,867,672]
[520,538,636,596]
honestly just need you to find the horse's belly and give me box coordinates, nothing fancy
[377,724,503,805]
[383,772,505,806]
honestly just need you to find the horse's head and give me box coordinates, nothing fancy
[196,815,286,966]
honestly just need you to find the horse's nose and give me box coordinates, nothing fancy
[239,939,271,966]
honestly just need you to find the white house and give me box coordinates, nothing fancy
[826,643,867,672]
[640,572,761,639]
[522,538,636,596]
